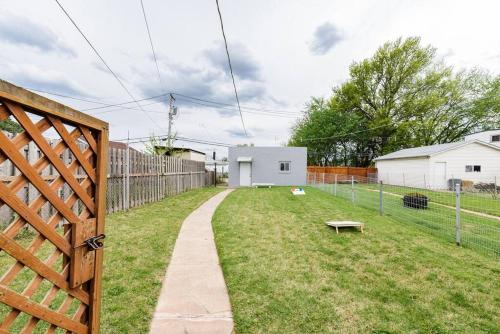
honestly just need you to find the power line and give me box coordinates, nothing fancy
[174,96,298,119]
[81,94,167,111]
[53,0,163,130]
[214,0,247,137]
[91,101,166,115]
[112,134,233,147]
[26,87,166,108]
[172,92,300,115]
[26,87,168,114]
[28,87,299,119]
[298,124,391,142]
[28,86,300,116]
[139,0,166,92]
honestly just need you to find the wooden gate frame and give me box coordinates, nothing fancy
[0,80,108,333]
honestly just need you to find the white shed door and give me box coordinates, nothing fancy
[239,162,252,186]
[433,162,447,189]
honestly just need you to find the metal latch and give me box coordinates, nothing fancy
[84,234,105,251]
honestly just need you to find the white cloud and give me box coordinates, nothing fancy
[309,22,343,55]
[0,0,498,155]
[0,13,75,57]
[1,63,87,96]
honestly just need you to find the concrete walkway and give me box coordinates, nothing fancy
[150,189,234,334]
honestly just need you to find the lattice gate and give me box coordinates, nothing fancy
[0,80,108,333]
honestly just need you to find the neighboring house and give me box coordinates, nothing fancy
[164,147,206,162]
[109,141,140,154]
[228,146,307,187]
[375,138,500,189]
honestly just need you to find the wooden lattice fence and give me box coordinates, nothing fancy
[0,80,108,333]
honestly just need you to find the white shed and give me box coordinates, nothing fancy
[375,139,500,189]
[464,129,500,145]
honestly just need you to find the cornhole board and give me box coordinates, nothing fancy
[291,188,305,195]
[325,221,364,234]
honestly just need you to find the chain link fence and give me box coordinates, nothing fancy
[308,172,500,257]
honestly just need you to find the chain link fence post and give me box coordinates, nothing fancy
[334,174,337,196]
[379,181,384,215]
[495,176,498,199]
[455,182,461,246]
[351,175,355,203]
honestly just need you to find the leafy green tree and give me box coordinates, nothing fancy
[290,37,500,166]
[0,119,23,134]
[144,134,168,155]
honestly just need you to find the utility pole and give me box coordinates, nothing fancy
[213,151,217,187]
[167,93,176,148]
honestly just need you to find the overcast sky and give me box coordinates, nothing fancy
[1,0,499,157]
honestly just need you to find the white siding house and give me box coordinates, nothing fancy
[375,138,500,189]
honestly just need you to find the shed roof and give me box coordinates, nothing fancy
[374,140,500,161]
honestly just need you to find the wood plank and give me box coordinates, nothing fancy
[0,200,91,309]
[21,285,59,333]
[4,142,87,224]
[0,233,89,304]
[0,104,10,120]
[48,116,96,183]
[70,218,97,288]
[0,118,51,166]
[0,130,83,225]
[0,181,71,255]
[89,128,108,333]
[0,285,87,334]
[0,79,107,131]
[2,151,93,242]
[6,101,95,213]
[70,303,87,330]
[79,126,98,154]
[0,240,73,328]
[46,295,74,333]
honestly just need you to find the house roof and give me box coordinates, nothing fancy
[374,140,500,161]
[464,129,500,136]
[109,141,140,153]
[154,146,206,155]
[171,147,206,155]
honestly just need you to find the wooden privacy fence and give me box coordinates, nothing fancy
[106,148,214,213]
[0,80,108,333]
[0,141,215,219]
[308,166,377,178]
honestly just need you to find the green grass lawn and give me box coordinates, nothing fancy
[359,182,500,217]
[100,187,222,333]
[0,187,222,333]
[317,183,500,256]
[212,187,500,333]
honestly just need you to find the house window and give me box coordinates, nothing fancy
[492,135,500,143]
[465,165,481,172]
[279,161,291,173]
